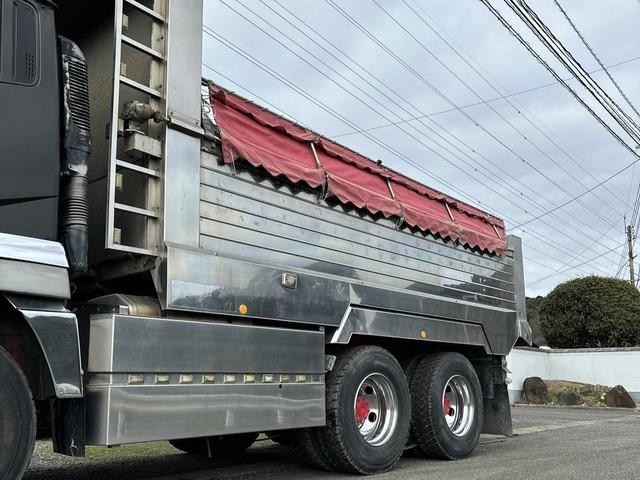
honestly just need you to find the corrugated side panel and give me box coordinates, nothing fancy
[199,153,515,313]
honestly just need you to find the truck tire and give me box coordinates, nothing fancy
[169,432,258,458]
[410,352,483,459]
[401,355,424,451]
[293,428,336,471]
[316,346,411,474]
[0,345,36,480]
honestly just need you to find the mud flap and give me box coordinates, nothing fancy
[473,355,513,436]
[481,382,513,436]
[52,398,86,457]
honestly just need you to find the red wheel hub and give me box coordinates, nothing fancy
[355,395,370,424]
[444,396,452,416]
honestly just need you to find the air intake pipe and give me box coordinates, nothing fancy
[59,36,90,278]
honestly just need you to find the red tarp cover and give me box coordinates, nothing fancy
[208,82,507,255]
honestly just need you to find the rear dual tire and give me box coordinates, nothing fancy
[301,346,411,475]
[409,352,483,459]
[299,348,483,475]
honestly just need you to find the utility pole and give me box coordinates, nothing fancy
[626,225,635,285]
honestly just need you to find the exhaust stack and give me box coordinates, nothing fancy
[59,36,90,278]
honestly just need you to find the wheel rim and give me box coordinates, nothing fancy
[353,373,398,446]
[442,375,475,436]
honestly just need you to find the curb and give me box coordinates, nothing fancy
[513,403,640,412]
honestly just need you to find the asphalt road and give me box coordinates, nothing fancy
[25,406,640,480]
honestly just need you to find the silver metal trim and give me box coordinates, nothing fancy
[106,243,158,256]
[21,309,83,398]
[121,34,165,60]
[106,0,124,251]
[329,305,353,344]
[87,314,325,374]
[0,259,71,299]
[85,382,325,446]
[119,76,162,98]
[84,309,325,445]
[115,159,161,177]
[355,373,398,446]
[162,1,203,247]
[124,0,166,22]
[329,307,491,353]
[114,202,159,218]
[167,116,205,137]
[163,131,200,246]
[508,235,532,346]
[309,142,322,168]
[443,374,475,437]
[163,243,350,325]
[0,232,68,268]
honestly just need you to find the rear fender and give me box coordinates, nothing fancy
[2,294,82,398]
[0,233,82,398]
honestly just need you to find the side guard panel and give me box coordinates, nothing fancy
[330,307,491,353]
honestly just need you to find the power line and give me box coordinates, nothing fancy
[201,29,612,277]
[525,217,620,285]
[512,158,640,229]
[206,3,624,276]
[554,0,640,121]
[203,72,610,279]
[402,0,631,265]
[402,0,629,212]
[504,0,640,145]
[201,65,305,125]
[257,0,621,259]
[222,0,619,271]
[479,0,640,230]
[326,0,631,245]
[520,233,611,277]
[215,0,574,229]
[321,0,624,268]
[371,0,623,231]
[330,54,640,139]
[526,241,625,287]
[616,259,629,279]
[479,0,640,155]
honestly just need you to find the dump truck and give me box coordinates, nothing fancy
[0,0,531,477]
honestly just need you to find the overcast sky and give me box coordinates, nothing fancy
[201,0,640,297]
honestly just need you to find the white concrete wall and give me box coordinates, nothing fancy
[507,347,640,404]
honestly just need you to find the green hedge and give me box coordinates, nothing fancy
[539,276,640,348]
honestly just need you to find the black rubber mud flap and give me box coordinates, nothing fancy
[52,398,86,457]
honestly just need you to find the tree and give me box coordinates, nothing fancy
[539,276,640,348]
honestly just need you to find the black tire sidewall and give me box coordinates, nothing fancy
[335,349,410,473]
[0,346,36,480]
[422,354,483,458]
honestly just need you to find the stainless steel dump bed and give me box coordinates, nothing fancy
[147,83,525,356]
